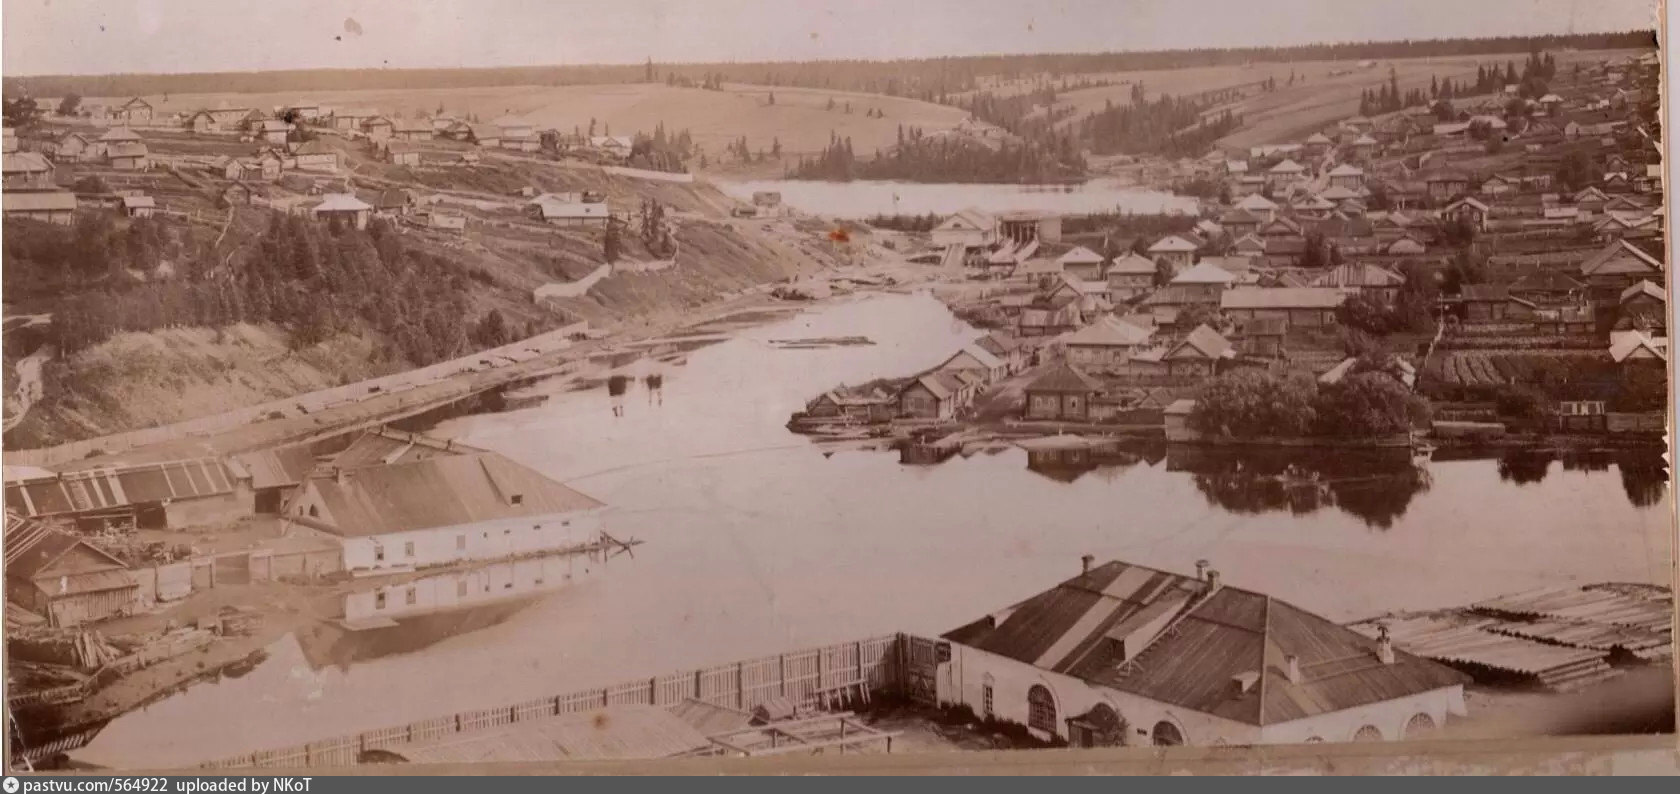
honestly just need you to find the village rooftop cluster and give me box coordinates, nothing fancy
[795,50,1664,448]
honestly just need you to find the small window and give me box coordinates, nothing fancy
[375,591,386,609]
[982,684,994,719]
[308,505,319,518]
[405,587,417,605]
[404,541,415,557]
[533,524,541,530]
[510,494,524,505]
[374,546,385,562]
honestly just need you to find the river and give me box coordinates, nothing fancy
[715,178,1198,219]
[76,292,1672,768]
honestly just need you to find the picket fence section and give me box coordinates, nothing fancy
[202,634,906,769]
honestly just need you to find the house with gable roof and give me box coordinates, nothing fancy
[5,512,137,627]
[284,450,609,573]
[940,558,1469,747]
[1022,362,1103,421]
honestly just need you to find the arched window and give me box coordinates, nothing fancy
[1404,713,1437,738]
[1304,736,1325,744]
[1026,684,1057,734]
[1352,725,1384,742]
[1151,720,1185,747]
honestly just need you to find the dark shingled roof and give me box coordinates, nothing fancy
[943,560,1470,726]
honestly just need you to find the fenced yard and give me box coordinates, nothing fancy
[202,634,908,769]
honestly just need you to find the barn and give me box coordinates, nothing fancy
[5,512,137,627]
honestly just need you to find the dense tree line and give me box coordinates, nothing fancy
[627,122,695,172]
[11,214,525,367]
[9,30,1648,100]
[1190,368,1428,440]
[789,130,1082,183]
[1077,94,1240,158]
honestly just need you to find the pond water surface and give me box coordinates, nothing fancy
[78,292,1672,768]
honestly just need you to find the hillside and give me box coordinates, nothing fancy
[69,83,968,166]
[2,124,862,445]
[7,324,388,447]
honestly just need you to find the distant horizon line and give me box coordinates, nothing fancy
[3,27,1657,82]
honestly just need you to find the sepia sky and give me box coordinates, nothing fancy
[1,0,1660,76]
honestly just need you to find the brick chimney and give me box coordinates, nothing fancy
[334,466,348,486]
[1376,624,1395,665]
[1284,654,1301,683]
[1195,559,1210,581]
[1205,569,1221,593]
[1080,554,1094,575]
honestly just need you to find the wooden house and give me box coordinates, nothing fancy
[1057,246,1106,281]
[1326,164,1365,190]
[117,96,153,124]
[1220,287,1346,329]
[1147,235,1198,272]
[1579,240,1664,302]
[1163,324,1234,378]
[935,344,1008,385]
[2,151,55,188]
[1441,197,1491,232]
[53,132,97,162]
[931,209,998,248]
[333,109,377,131]
[1309,264,1405,305]
[106,141,150,171]
[291,139,340,172]
[255,119,295,145]
[899,372,974,421]
[1022,363,1102,421]
[392,118,435,142]
[385,141,422,166]
[362,116,396,141]
[5,513,137,627]
[1232,315,1288,358]
[1060,316,1153,370]
[1458,284,1533,323]
[1,190,77,225]
[312,193,373,230]
[1425,171,1470,201]
[1106,253,1158,301]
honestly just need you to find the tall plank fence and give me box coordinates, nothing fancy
[201,633,909,769]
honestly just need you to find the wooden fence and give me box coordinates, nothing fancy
[201,633,908,769]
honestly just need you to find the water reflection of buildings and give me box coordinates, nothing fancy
[1016,436,1164,484]
[297,550,626,671]
[1165,445,1430,530]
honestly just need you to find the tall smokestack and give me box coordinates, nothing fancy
[1080,554,1094,576]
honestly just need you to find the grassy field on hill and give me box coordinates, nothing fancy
[82,83,968,164]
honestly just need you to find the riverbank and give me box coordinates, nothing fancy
[26,248,931,471]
